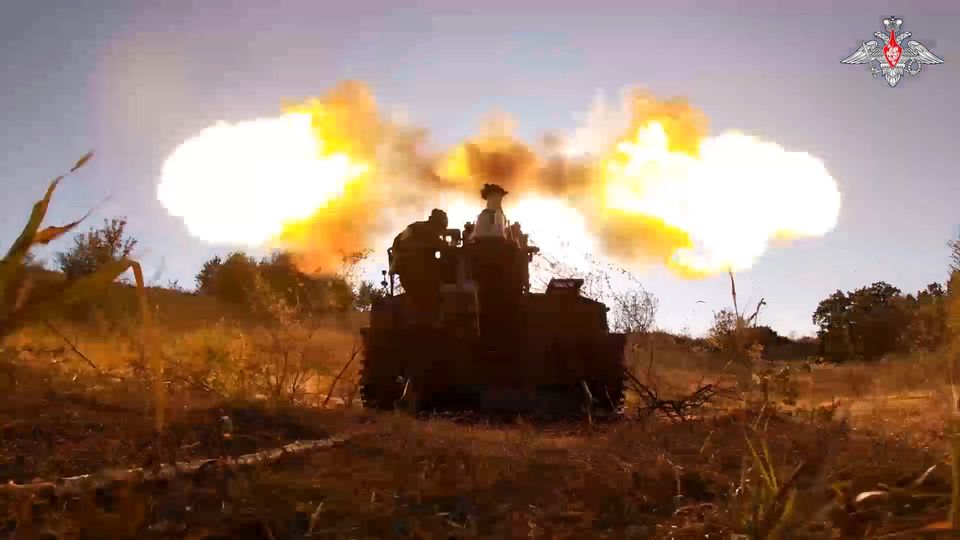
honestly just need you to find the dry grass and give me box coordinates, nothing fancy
[3,286,363,405]
[6,398,951,538]
[3,337,959,538]
[6,279,960,538]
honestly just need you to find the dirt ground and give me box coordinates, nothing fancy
[1,362,958,539]
[0,368,340,485]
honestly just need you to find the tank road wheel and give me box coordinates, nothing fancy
[585,377,625,415]
[359,377,404,410]
[533,384,584,419]
[358,337,406,411]
[581,334,627,417]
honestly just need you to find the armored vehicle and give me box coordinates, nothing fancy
[359,187,626,416]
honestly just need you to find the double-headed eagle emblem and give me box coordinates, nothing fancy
[842,16,943,87]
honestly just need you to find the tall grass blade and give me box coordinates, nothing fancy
[3,176,62,261]
[745,435,775,491]
[3,152,92,264]
[1,153,94,330]
[0,176,62,309]
[761,439,778,490]
[767,490,796,540]
[950,421,960,529]
[32,205,97,246]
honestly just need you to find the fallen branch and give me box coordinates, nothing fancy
[323,341,360,408]
[623,366,735,420]
[746,297,767,327]
[41,319,127,381]
[0,434,350,499]
[163,371,218,395]
[43,319,100,372]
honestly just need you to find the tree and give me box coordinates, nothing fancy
[258,250,354,313]
[705,310,785,352]
[55,217,137,279]
[900,283,948,352]
[195,252,259,306]
[257,251,311,309]
[707,308,740,353]
[812,290,856,362]
[611,288,658,334]
[353,280,388,311]
[950,234,960,275]
[196,250,356,315]
[812,281,937,362]
[195,255,224,291]
[847,282,910,361]
[948,272,960,343]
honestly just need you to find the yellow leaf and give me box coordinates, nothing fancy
[32,215,87,246]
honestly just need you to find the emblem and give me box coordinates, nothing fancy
[842,16,943,87]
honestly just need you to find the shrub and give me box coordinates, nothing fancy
[611,288,658,334]
[54,217,137,279]
[196,250,355,317]
[353,280,388,311]
[813,280,955,363]
[195,252,259,306]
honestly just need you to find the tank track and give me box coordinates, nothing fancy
[359,328,627,417]
[358,349,405,410]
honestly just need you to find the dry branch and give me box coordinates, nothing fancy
[746,298,767,327]
[0,435,350,499]
[43,319,101,372]
[323,341,360,408]
[623,366,735,420]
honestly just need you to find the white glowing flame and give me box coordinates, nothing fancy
[604,123,841,274]
[157,113,366,246]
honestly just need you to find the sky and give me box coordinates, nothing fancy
[2,0,959,337]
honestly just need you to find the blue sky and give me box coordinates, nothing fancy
[2,0,959,336]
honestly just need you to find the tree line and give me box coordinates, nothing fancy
[44,217,387,318]
[811,236,960,363]
[38,215,960,362]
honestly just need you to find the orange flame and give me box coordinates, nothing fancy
[434,90,841,278]
[158,82,841,280]
[592,100,840,276]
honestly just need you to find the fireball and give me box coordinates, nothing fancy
[157,82,841,282]
[598,121,841,276]
[158,113,368,247]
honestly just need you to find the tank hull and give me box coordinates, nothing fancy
[360,292,626,416]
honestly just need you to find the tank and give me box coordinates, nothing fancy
[359,202,627,417]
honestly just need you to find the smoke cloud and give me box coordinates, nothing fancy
[158,81,841,279]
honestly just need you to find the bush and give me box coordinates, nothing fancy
[258,250,354,313]
[54,217,137,280]
[195,252,259,306]
[195,250,355,318]
[706,308,750,355]
[813,281,951,363]
[611,288,658,334]
[353,280,388,311]
[161,319,356,404]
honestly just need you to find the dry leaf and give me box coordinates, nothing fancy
[71,151,94,172]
